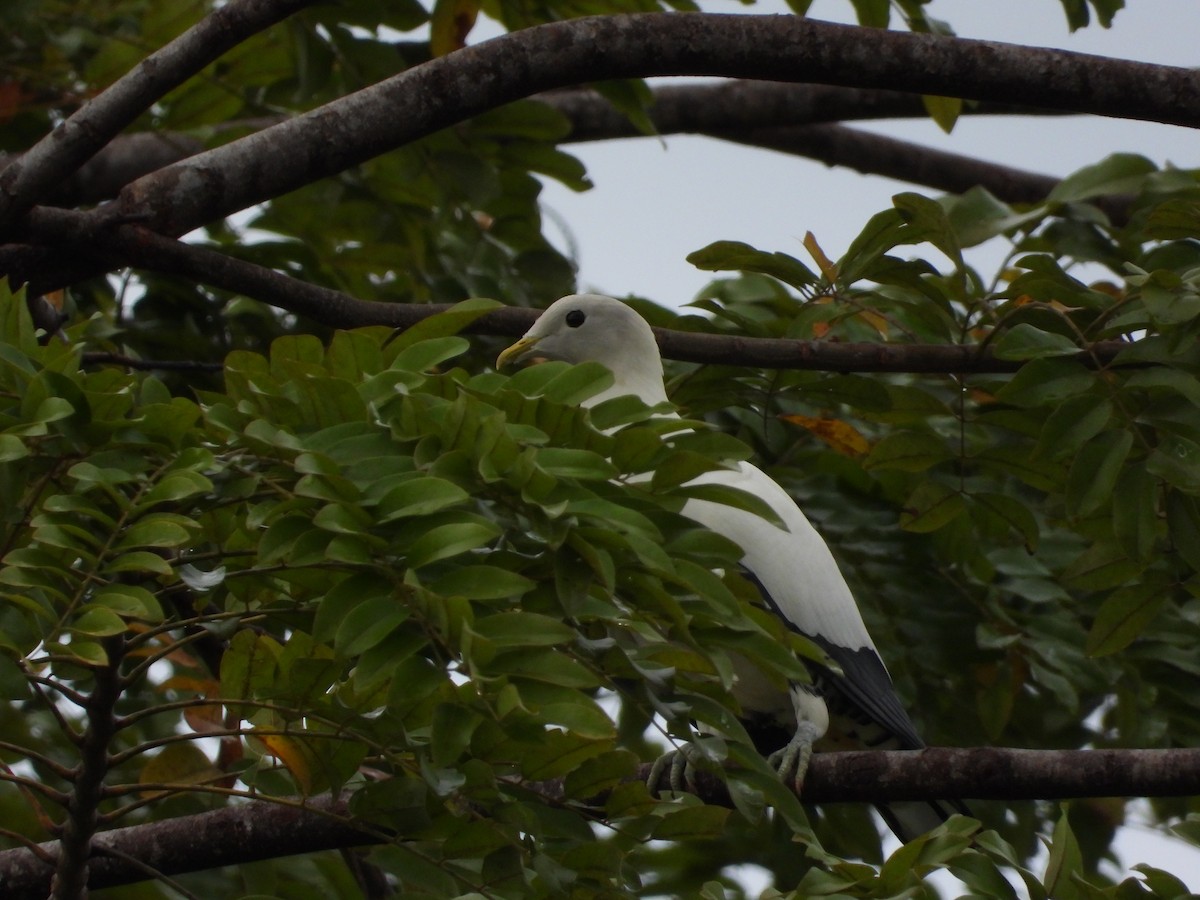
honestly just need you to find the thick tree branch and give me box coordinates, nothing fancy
[0,133,204,209]
[0,795,370,900]
[2,83,1066,212]
[0,0,314,230]
[99,14,1200,239]
[0,747,1196,897]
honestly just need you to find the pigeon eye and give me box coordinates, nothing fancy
[565,310,586,328]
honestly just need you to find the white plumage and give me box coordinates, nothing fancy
[498,293,964,841]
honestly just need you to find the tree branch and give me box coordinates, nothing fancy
[0,133,204,209]
[0,82,1066,212]
[0,0,315,230]
[0,746,1196,897]
[11,208,1134,375]
[99,14,1200,238]
[0,795,371,900]
[50,639,124,900]
[724,122,1059,200]
[544,81,1060,143]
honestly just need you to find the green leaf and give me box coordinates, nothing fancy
[405,521,500,569]
[115,516,194,550]
[390,336,470,375]
[59,640,109,667]
[1166,492,1200,573]
[900,481,966,533]
[838,208,907,284]
[387,299,501,352]
[220,631,280,702]
[534,447,617,480]
[515,681,616,740]
[652,805,731,840]
[1140,278,1200,326]
[1147,434,1200,493]
[377,476,470,521]
[102,554,175,580]
[1066,430,1133,518]
[923,94,962,133]
[971,492,1040,551]
[430,565,534,600]
[1086,582,1168,656]
[563,749,638,799]
[649,450,730,490]
[1062,542,1142,591]
[430,702,482,768]
[992,324,1080,360]
[139,742,220,789]
[669,482,786,530]
[538,361,615,406]
[850,0,889,27]
[1048,153,1155,204]
[994,358,1095,407]
[139,471,213,507]
[1112,466,1157,562]
[686,241,817,288]
[591,79,657,137]
[0,434,28,462]
[71,606,129,637]
[313,502,372,535]
[1125,367,1200,406]
[520,728,609,780]
[336,596,410,657]
[865,430,952,472]
[93,585,165,622]
[945,186,1048,248]
[471,612,576,648]
[1043,806,1084,900]
[1037,395,1112,459]
[1132,864,1192,898]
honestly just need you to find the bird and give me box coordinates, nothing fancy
[497,293,965,842]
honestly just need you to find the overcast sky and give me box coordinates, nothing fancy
[527,0,1200,889]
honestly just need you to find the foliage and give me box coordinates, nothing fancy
[2,0,1200,897]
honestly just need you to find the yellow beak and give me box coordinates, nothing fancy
[496,335,540,370]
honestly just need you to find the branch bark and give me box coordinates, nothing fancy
[18,207,1143,376]
[99,13,1200,238]
[12,208,1134,376]
[0,0,314,230]
[545,81,1059,143]
[50,640,124,900]
[0,746,1196,898]
[1,82,1069,212]
[0,795,371,900]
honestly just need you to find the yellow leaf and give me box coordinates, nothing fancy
[781,414,870,457]
[857,309,890,338]
[430,0,479,57]
[803,232,838,282]
[253,732,318,794]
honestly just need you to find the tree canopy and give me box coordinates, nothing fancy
[1,0,1200,897]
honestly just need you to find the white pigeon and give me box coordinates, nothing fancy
[497,293,965,842]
